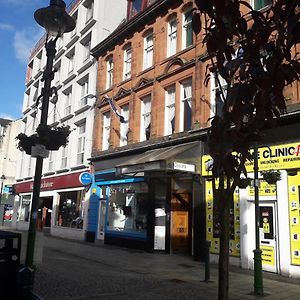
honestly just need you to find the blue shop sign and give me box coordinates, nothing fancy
[79,172,92,186]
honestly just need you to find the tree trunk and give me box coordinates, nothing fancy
[218,188,231,300]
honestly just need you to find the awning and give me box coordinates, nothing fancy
[116,141,201,175]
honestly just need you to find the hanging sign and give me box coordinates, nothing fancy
[79,172,93,186]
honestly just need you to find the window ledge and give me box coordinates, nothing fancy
[80,18,96,36]
[137,66,155,77]
[117,78,131,87]
[43,172,55,177]
[55,47,65,60]
[62,73,77,85]
[77,58,94,75]
[56,168,69,174]
[65,35,80,50]
[70,165,87,171]
[34,69,43,80]
[26,78,34,87]
[22,107,31,115]
[160,45,195,66]
[74,104,91,115]
[60,113,74,123]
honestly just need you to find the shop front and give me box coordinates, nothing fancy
[14,171,88,240]
[91,141,205,255]
[202,141,300,278]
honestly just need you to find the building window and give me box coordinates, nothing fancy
[180,78,192,132]
[27,157,32,177]
[19,196,31,222]
[64,90,72,116]
[140,95,151,141]
[128,0,144,19]
[165,85,176,135]
[54,63,61,83]
[83,39,91,62]
[253,0,272,10]
[102,112,111,150]
[36,51,42,71]
[107,182,148,235]
[80,79,89,107]
[77,122,86,165]
[56,190,84,229]
[71,11,78,37]
[182,8,193,49]
[167,17,177,57]
[48,151,53,171]
[106,57,114,89]
[143,32,153,70]
[120,104,129,146]
[57,37,63,49]
[85,0,94,23]
[61,145,68,169]
[67,51,75,74]
[210,73,227,118]
[123,46,132,80]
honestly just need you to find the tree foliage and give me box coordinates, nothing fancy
[192,1,299,299]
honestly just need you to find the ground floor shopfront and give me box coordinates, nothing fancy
[202,140,300,278]
[89,141,206,257]
[13,171,89,240]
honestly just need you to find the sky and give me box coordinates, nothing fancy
[0,0,72,121]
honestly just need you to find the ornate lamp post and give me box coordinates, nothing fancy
[25,0,75,267]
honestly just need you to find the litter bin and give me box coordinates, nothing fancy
[0,230,22,297]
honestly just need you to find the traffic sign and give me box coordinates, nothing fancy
[79,172,92,185]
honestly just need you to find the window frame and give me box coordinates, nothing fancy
[106,57,114,89]
[102,111,111,151]
[123,46,132,80]
[182,8,193,49]
[120,104,129,146]
[140,95,152,141]
[167,17,177,57]
[143,32,154,70]
[77,122,86,165]
[164,85,176,135]
[179,78,192,132]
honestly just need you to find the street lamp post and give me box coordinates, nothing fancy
[25,0,75,267]
[253,142,263,295]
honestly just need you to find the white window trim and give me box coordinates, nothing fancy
[182,9,193,49]
[106,58,114,89]
[140,95,152,141]
[123,46,132,80]
[167,18,177,57]
[143,32,153,70]
[102,112,111,150]
[164,85,176,135]
[77,122,86,165]
[210,73,227,119]
[120,105,129,146]
[68,54,74,74]
[61,145,68,169]
[65,91,72,116]
[179,79,192,132]
[80,80,89,107]
[86,0,94,23]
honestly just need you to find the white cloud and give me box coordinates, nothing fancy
[13,27,44,64]
[0,23,14,31]
[0,113,15,120]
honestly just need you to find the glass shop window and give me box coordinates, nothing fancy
[19,196,31,222]
[107,183,148,234]
[56,190,84,229]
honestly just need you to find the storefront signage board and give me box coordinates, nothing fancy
[173,162,195,173]
[79,172,92,186]
[202,142,300,176]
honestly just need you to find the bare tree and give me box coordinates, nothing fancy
[192,1,300,299]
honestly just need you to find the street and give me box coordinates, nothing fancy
[31,235,300,300]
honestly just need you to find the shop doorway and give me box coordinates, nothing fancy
[259,202,278,273]
[171,192,192,254]
[37,196,53,231]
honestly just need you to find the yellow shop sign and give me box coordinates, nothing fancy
[202,142,300,176]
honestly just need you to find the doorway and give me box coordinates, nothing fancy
[37,196,53,231]
[171,192,192,254]
[259,202,278,273]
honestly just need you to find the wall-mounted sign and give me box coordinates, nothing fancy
[79,172,93,186]
[173,162,195,173]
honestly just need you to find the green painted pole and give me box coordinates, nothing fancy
[253,142,263,296]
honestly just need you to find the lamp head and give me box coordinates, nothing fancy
[0,174,6,181]
[34,0,76,37]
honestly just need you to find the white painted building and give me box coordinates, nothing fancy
[13,0,127,240]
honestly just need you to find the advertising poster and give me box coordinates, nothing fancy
[288,172,300,265]
[205,180,240,257]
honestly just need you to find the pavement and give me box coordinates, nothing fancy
[1,226,300,300]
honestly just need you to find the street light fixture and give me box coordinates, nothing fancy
[25,0,75,268]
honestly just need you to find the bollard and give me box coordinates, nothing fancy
[204,240,211,282]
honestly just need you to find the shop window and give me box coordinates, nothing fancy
[140,95,151,141]
[108,182,148,235]
[165,84,176,135]
[19,196,31,222]
[56,190,84,228]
